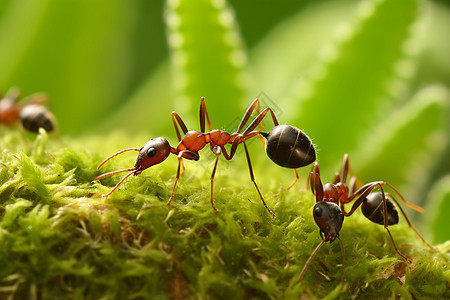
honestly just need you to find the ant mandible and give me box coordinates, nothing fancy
[0,87,57,133]
[94,97,316,217]
[297,154,435,283]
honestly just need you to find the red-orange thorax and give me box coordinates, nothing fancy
[0,98,20,124]
[208,129,230,146]
[177,131,207,152]
[176,130,232,153]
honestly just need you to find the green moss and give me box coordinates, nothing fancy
[0,130,448,299]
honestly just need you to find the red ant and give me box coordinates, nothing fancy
[0,87,57,133]
[297,154,435,283]
[94,97,316,217]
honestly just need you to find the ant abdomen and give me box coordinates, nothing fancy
[19,104,56,133]
[264,125,316,169]
[362,192,399,226]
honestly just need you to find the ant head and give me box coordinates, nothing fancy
[134,137,171,174]
[313,201,344,242]
[362,192,399,226]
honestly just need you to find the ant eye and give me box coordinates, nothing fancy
[314,206,322,218]
[147,147,157,158]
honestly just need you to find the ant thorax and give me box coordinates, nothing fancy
[0,97,20,124]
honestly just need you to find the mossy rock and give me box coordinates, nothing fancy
[0,130,448,299]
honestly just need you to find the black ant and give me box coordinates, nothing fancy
[94,97,316,217]
[297,154,435,283]
[0,87,57,134]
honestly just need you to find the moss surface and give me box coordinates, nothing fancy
[0,130,448,299]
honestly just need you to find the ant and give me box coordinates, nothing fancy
[296,154,435,283]
[0,87,57,134]
[94,97,316,217]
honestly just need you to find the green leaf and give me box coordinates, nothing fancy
[250,0,356,102]
[19,152,50,202]
[353,85,449,200]
[425,175,450,244]
[166,0,248,128]
[1,0,137,134]
[95,62,175,137]
[285,0,421,169]
[0,0,50,85]
[0,199,33,228]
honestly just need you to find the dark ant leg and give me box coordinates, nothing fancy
[385,226,408,261]
[333,173,341,185]
[222,131,260,161]
[171,111,189,142]
[236,99,261,134]
[341,183,424,260]
[343,181,424,212]
[340,183,381,215]
[381,182,424,212]
[309,162,324,202]
[167,159,181,205]
[348,176,358,196]
[339,154,363,190]
[167,150,200,206]
[209,149,221,214]
[242,141,275,218]
[341,154,349,184]
[385,193,436,252]
[242,107,279,135]
[199,97,213,133]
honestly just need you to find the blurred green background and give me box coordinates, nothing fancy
[0,0,449,243]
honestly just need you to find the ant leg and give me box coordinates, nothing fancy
[286,169,299,191]
[6,87,21,103]
[180,159,186,177]
[236,99,261,134]
[167,150,200,206]
[339,154,363,189]
[340,183,378,215]
[382,182,424,213]
[171,111,189,142]
[348,176,358,196]
[25,92,47,105]
[309,162,324,202]
[243,141,275,217]
[333,173,341,185]
[385,193,436,252]
[242,107,279,136]
[342,183,418,259]
[341,154,349,184]
[167,157,182,206]
[385,227,408,261]
[209,151,221,214]
[199,97,213,133]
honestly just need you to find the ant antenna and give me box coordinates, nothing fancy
[297,235,345,284]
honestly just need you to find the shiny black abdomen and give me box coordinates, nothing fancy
[264,125,316,169]
[362,192,399,226]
